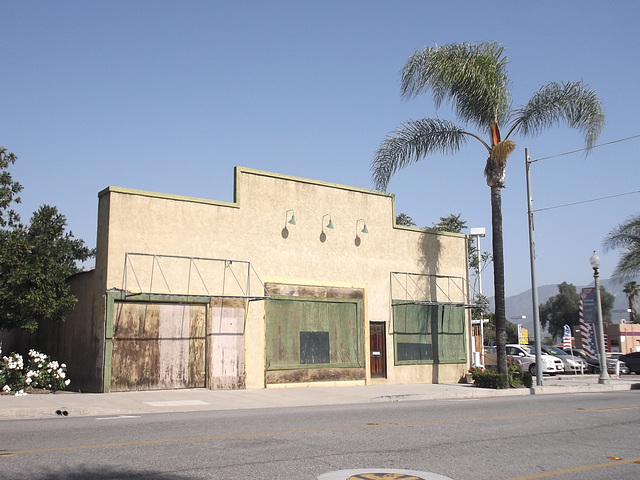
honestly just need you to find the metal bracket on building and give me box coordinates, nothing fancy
[390,271,472,307]
[122,252,270,301]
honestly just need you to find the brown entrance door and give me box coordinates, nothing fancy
[369,322,387,378]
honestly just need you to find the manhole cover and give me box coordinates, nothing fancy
[318,469,453,480]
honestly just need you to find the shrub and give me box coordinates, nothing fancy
[0,352,25,395]
[0,348,70,395]
[473,370,509,389]
[508,358,525,387]
[469,365,485,381]
[470,359,530,390]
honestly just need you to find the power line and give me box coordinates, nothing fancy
[532,190,640,213]
[530,134,640,163]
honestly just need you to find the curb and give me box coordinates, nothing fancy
[1,381,638,420]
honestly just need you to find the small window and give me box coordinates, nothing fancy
[300,331,330,364]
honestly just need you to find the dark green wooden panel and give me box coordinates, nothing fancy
[392,303,466,365]
[392,303,436,363]
[265,299,360,369]
[436,305,467,363]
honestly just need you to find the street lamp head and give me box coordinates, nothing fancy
[590,251,601,270]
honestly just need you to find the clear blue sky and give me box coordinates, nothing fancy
[2,1,639,300]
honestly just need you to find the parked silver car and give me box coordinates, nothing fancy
[541,345,588,373]
[562,348,624,374]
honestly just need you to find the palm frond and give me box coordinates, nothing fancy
[401,42,511,130]
[603,214,640,281]
[507,81,605,148]
[371,118,477,191]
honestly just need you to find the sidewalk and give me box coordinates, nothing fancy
[1,375,638,420]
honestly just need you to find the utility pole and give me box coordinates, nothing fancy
[525,148,543,386]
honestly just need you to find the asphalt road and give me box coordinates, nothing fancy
[1,391,639,480]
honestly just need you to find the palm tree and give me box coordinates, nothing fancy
[623,281,639,323]
[604,213,640,283]
[371,42,604,375]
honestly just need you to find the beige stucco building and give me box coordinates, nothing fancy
[31,167,472,392]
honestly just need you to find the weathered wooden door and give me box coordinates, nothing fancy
[208,299,246,389]
[110,302,206,391]
[369,322,386,378]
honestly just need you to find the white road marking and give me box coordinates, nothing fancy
[96,415,141,420]
[143,400,210,407]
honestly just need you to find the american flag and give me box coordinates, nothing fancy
[562,324,572,348]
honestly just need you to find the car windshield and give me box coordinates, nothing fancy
[544,347,567,356]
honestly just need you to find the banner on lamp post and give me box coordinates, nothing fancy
[581,288,596,324]
[580,288,598,356]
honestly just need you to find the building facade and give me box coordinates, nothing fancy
[29,167,472,392]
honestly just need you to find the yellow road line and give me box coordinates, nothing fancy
[504,457,640,479]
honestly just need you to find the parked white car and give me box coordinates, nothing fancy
[506,344,564,375]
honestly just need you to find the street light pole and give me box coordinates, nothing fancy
[590,251,611,385]
[470,227,486,367]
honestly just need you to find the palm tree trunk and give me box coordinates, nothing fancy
[490,184,508,375]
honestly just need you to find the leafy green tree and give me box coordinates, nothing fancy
[0,206,94,332]
[600,287,615,324]
[539,282,580,340]
[623,281,639,323]
[0,147,94,332]
[472,293,490,322]
[395,213,416,227]
[483,313,518,345]
[604,214,640,282]
[371,42,604,374]
[0,147,22,228]
[539,282,614,340]
[431,213,466,233]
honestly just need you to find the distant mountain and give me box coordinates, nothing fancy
[489,279,634,333]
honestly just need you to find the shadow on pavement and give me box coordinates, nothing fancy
[31,467,198,479]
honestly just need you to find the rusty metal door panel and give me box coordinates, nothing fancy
[188,306,206,387]
[111,302,205,392]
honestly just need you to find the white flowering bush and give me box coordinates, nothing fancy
[25,349,71,391]
[0,347,70,395]
[0,351,25,395]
